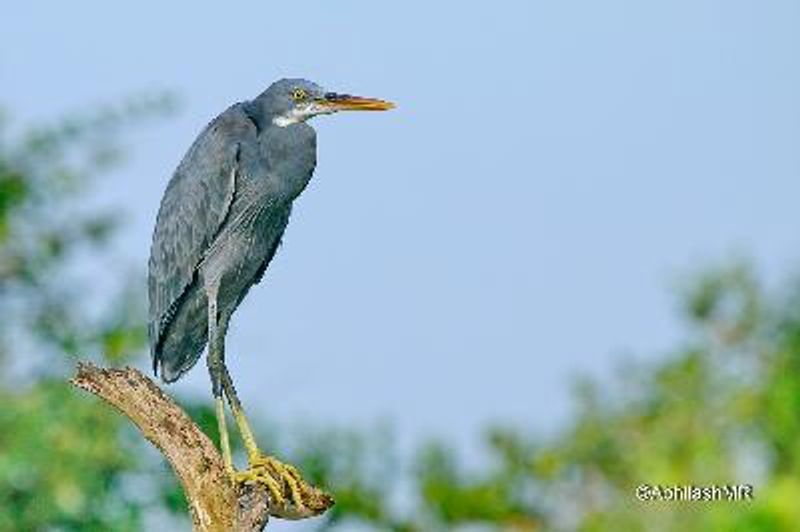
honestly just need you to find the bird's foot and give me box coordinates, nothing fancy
[232,454,333,519]
[235,455,303,510]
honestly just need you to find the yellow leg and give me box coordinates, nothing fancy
[221,368,305,510]
[231,396,260,462]
[215,396,234,473]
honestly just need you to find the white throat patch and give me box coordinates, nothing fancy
[272,106,313,127]
[273,115,299,127]
[272,102,333,127]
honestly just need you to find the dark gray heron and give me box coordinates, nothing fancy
[148,78,394,511]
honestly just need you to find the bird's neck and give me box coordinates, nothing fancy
[241,99,276,133]
[260,123,318,200]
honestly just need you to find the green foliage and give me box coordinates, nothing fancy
[0,380,140,531]
[292,426,404,530]
[0,98,180,530]
[297,263,800,531]
[0,94,176,372]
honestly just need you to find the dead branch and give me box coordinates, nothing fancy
[71,362,334,531]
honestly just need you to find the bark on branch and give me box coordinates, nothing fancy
[71,362,334,531]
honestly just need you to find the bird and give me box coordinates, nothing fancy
[147,78,394,512]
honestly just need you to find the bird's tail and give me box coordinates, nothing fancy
[151,283,209,383]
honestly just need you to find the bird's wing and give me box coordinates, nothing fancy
[147,106,255,357]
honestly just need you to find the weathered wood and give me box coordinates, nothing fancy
[71,363,333,531]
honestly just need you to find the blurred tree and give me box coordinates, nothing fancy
[0,98,187,531]
[297,262,800,532]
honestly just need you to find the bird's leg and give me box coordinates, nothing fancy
[206,291,234,474]
[220,367,258,460]
[215,395,233,472]
[210,307,303,510]
[221,365,305,512]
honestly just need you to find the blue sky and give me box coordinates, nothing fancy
[4,0,800,469]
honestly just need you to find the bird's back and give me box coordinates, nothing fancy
[148,104,257,381]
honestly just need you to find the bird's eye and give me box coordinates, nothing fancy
[291,88,307,101]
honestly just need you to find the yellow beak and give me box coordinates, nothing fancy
[320,93,396,112]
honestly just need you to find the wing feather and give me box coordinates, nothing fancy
[147,105,256,362]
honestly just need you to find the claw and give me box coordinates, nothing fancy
[253,455,306,512]
[232,454,307,514]
[232,467,286,507]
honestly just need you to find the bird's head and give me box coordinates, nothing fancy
[258,78,395,127]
